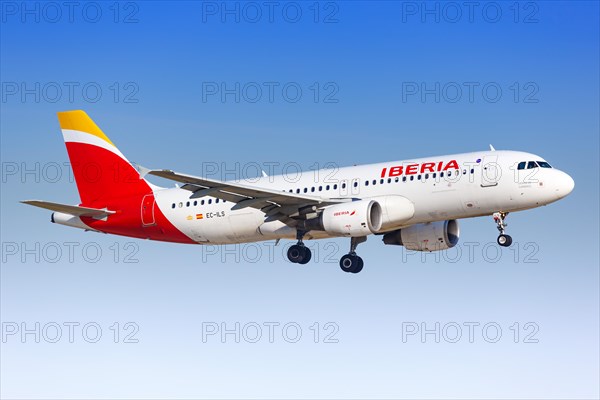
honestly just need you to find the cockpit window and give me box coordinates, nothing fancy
[517,161,526,170]
[527,161,538,169]
[537,161,552,168]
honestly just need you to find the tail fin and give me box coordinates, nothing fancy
[58,110,150,205]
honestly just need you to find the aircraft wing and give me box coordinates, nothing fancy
[146,169,347,218]
[21,200,115,218]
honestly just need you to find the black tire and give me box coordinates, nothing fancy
[354,257,364,274]
[339,254,362,273]
[497,234,513,247]
[298,247,312,264]
[287,244,304,263]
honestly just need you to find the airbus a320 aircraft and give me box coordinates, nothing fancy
[23,111,575,273]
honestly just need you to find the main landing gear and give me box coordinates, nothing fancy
[493,212,513,247]
[287,230,312,264]
[287,231,367,273]
[339,236,366,274]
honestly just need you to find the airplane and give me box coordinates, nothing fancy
[22,110,575,273]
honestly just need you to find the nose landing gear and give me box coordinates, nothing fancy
[493,212,513,247]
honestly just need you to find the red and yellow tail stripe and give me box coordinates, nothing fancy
[58,110,127,160]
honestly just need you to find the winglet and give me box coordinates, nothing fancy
[489,144,496,151]
[134,163,153,179]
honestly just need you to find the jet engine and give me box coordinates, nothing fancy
[382,220,460,251]
[302,200,383,237]
[369,195,415,230]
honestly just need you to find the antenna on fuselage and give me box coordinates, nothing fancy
[489,144,496,151]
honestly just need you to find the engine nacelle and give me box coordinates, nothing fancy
[382,220,460,251]
[305,200,382,237]
[369,195,415,230]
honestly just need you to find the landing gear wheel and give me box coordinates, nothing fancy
[497,234,513,247]
[355,257,364,273]
[298,247,312,264]
[287,244,312,264]
[493,212,513,247]
[339,254,363,274]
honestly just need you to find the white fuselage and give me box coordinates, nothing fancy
[154,150,574,244]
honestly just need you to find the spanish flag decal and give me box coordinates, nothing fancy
[196,214,203,219]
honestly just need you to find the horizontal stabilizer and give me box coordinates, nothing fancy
[21,200,115,218]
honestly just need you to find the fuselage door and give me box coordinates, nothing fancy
[339,179,349,196]
[350,178,360,195]
[141,194,156,226]
[480,155,501,187]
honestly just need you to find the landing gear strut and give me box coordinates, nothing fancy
[493,212,513,247]
[339,236,366,274]
[287,230,312,264]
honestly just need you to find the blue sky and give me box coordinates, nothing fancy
[1,1,599,398]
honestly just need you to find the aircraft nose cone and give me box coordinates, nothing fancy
[555,171,575,199]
